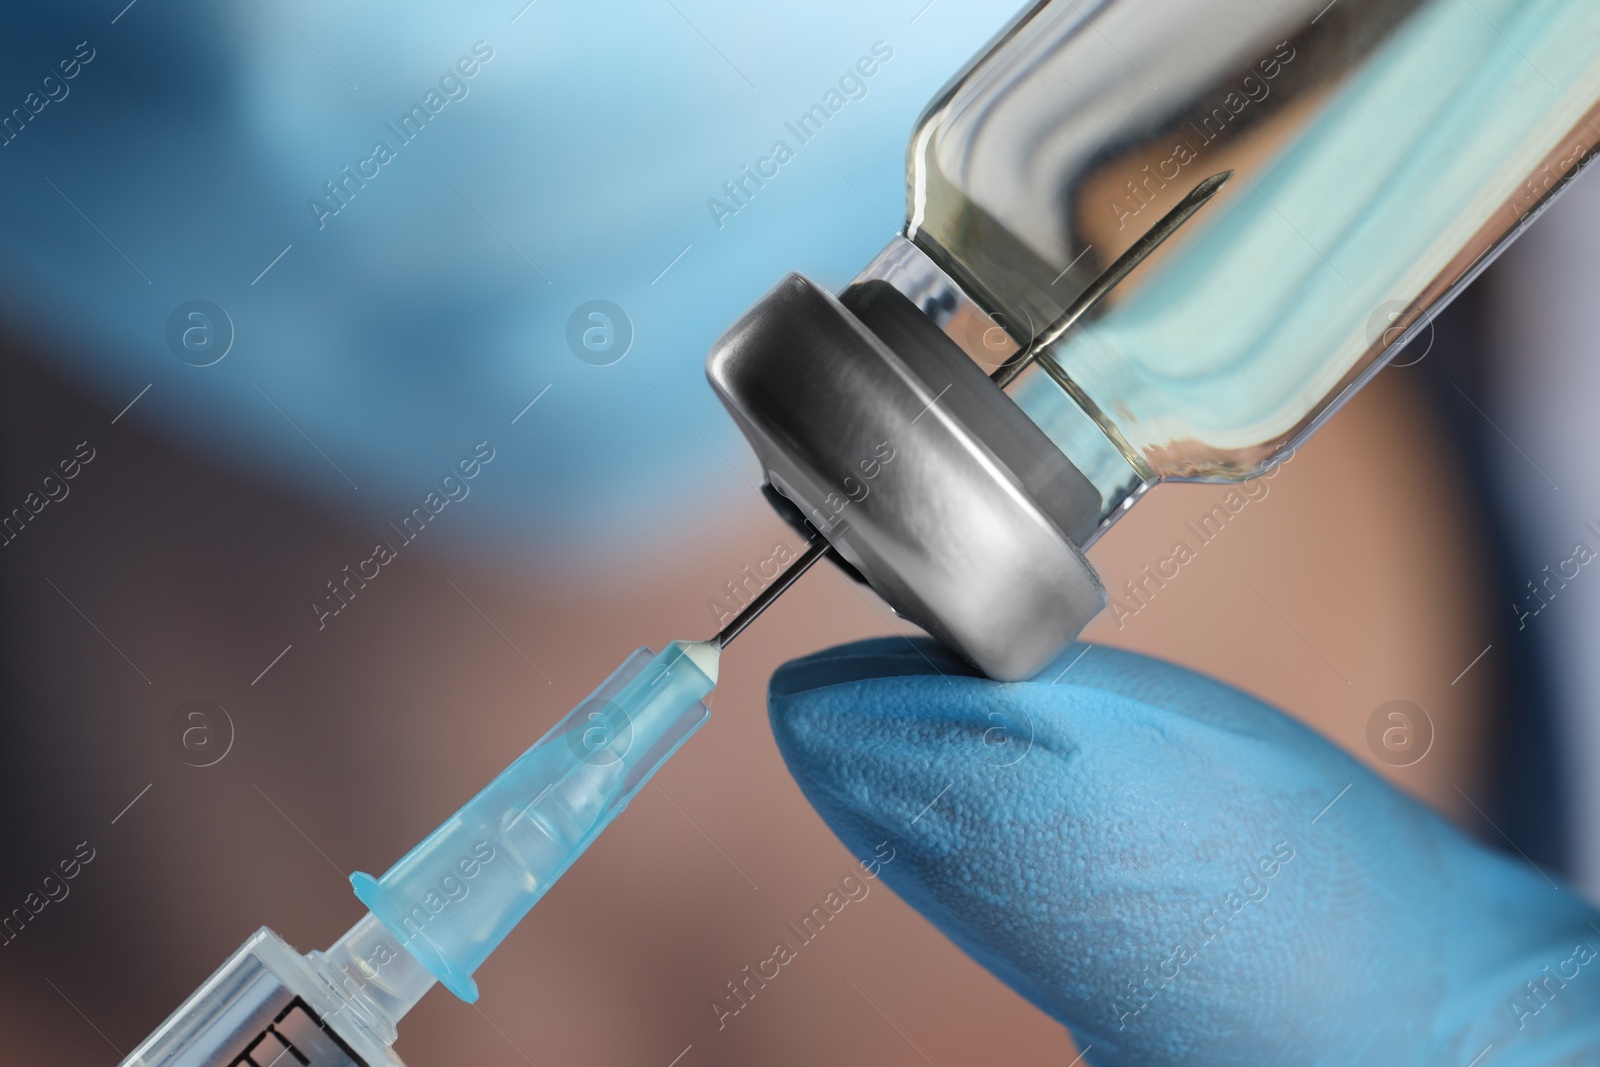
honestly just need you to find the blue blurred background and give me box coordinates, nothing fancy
[0,0,1010,553]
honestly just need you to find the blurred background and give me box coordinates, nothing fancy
[0,0,1595,1063]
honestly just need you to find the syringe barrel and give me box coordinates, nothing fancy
[117,924,417,1067]
[350,642,716,1002]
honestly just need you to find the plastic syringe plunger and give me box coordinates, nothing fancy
[351,641,718,1002]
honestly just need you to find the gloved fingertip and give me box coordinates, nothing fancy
[766,649,1034,851]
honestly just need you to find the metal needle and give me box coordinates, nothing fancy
[710,538,829,650]
[991,170,1233,389]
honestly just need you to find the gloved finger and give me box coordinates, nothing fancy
[769,637,1600,1066]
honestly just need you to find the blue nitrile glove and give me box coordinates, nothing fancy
[769,637,1600,1066]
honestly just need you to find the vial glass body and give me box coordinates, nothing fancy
[904,0,1600,530]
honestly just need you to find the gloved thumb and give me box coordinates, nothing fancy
[768,637,1600,1066]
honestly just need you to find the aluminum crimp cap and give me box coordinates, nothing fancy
[707,272,1107,680]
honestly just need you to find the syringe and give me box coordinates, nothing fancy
[118,582,803,1065]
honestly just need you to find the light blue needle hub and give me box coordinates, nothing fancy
[351,641,718,1002]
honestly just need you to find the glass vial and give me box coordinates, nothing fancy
[894,0,1600,538]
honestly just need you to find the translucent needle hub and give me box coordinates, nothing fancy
[350,641,719,1002]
